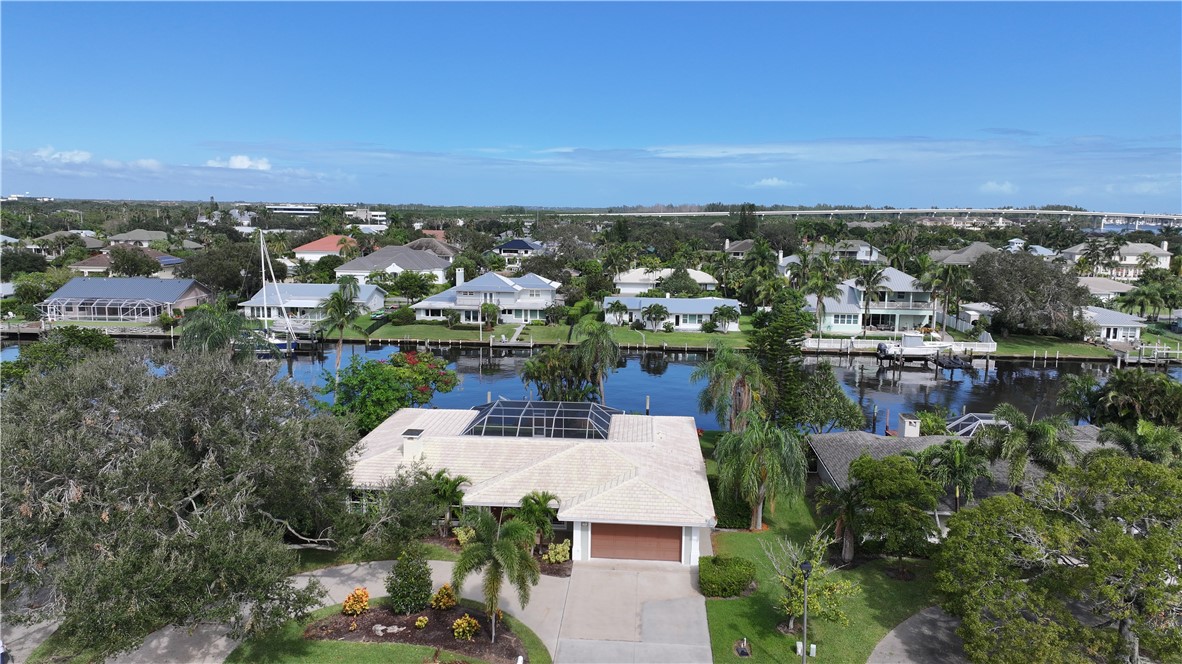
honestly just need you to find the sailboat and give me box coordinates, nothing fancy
[257,231,297,356]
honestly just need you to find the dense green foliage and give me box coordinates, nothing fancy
[0,248,48,279]
[761,528,859,629]
[384,545,434,615]
[109,244,162,277]
[322,351,459,435]
[0,325,116,388]
[698,556,757,598]
[715,412,807,530]
[1,348,356,656]
[970,251,1092,338]
[847,455,940,562]
[521,345,595,401]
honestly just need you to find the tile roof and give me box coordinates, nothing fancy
[349,405,715,528]
[843,266,923,293]
[293,234,356,253]
[44,277,206,303]
[406,237,460,257]
[1078,277,1135,296]
[108,229,168,242]
[34,231,104,249]
[335,245,450,273]
[70,245,184,270]
[613,268,719,286]
[931,242,997,265]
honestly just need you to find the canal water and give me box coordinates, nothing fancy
[5,341,1180,432]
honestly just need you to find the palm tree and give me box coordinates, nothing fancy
[451,508,541,644]
[882,242,911,271]
[690,345,772,432]
[715,411,807,531]
[911,259,943,332]
[178,297,250,360]
[854,263,889,337]
[318,276,367,382]
[641,303,669,331]
[710,304,740,333]
[904,439,990,512]
[510,490,559,555]
[432,470,470,537]
[572,320,622,404]
[606,299,629,326]
[935,263,968,333]
[1114,285,1164,320]
[337,235,359,260]
[815,482,860,564]
[1057,373,1101,424]
[974,403,1079,492]
[1097,420,1182,467]
[805,272,841,338]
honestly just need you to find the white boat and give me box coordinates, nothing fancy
[876,331,953,359]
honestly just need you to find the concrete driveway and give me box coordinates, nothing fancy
[555,560,711,664]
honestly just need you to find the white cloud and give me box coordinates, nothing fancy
[131,158,163,171]
[205,154,272,171]
[32,146,92,164]
[746,177,799,189]
[979,180,1016,194]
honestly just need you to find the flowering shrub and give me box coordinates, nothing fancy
[342,587,370,616]
[415,616,429,629]
[454,526,477,547]
[452,613,481,641]
[542,539,572,564]
[430,583,458,610]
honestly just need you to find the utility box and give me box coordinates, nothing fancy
[900,413,921,438]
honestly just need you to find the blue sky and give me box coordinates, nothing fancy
[3,2,1179,211]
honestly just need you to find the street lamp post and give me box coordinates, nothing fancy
[800,560,813,663]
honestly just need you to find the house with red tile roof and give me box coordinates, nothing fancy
[292,234,357,262]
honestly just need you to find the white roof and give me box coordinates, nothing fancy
[349,406,715,528]
[1084,306,1145,328]
[613,268,718,287]
[1078,277,1135,296]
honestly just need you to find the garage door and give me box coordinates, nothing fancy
[591,523,682,562]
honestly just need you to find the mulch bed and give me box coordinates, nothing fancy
[304,604,529,664]
[423,534,463,555]
[538,557,572,578]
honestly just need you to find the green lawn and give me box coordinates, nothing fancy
[26,632,106,664]
[522,324,749,349]
[700,432,938,663]
[356,323,519,343]
[1140,324,1182,349]
[226,596,552,664]
[946,329,1114,358]
[293,543,458,574]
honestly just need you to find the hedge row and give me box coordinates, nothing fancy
[698,556,756,598]
[708,476,752,529]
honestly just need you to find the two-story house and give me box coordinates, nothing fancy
[334,245,450,285]
[721,239,754,260]
[613,268,718,296]
[808,239,882,263]
[238,283,386,331]
[804,266,937,335]
[108,229,168,247]
[411,269,560,324]
[493,238,544,268]
[1060,241,1172,281]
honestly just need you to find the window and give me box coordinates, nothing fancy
[833,314,859,325]
[529,290,541,298]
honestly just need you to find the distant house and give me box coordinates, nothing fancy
[69,245,185,278]
[1061,241,1172,281]
[0,234,19,246]
[1082,306,1145,343]
[612,268,718,296]
[292,235,357,262]
[411,269,559,324]
[1078,276,1135,302]
[928,242,998,266]
[334,246,450,285]
[493,238,544,268]
[808,239,882,263]
[804,267,937,334]
[1005,238,1057,258]
[405,237,460,263]
[722,239,754,260]
[602,296,741,332]
[37,277,212,323]
[108,229,168,248]
[238,283,386,329]
[419,229,448,243]
[26,231,105,258]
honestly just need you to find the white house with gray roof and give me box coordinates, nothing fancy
[350,401,715,565]
[108,229,169,247]
[1061,241,1172,281]
[411,269,560,324]
[602,296,741,332]
[1082,305,1145,343]
[334,245,450,285]
[804,266,937,335]
[38,277,212,322]
[238,283,385,328]
[612,268,718,296]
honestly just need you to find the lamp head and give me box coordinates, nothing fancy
[800,561,813,579]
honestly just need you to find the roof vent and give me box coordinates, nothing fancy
[402,428,424,439]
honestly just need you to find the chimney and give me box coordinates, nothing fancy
[724,239,730,251]
[665,292,671,299]
[900,413,921,438]
[456,267,465,286]
[778,249,784,262]
[1162,241,1169,252]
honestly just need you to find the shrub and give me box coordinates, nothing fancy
[156,312,179,330]
[342,586,370,616]
[454,525,476,547]
[662,322,675,333]
[750,309,773,329]
[542,538,572,564]
[389,306,417,326]
[444,310,461,329]
[385,546,433,614]
[708,476,752,529]
[699,556,757,598]
[452,613,481,641]
[700,319,718,334]
[430,583,458,610]
[630,320,646,331]
[415,616,429,629]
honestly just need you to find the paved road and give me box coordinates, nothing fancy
[867,605,969,664]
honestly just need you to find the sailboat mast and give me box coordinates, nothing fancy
[259,231,269,333]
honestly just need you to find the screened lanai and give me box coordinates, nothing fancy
[462,400,622,439]
[38,296,171,322]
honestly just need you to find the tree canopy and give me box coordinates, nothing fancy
[970,251,1091,338]
[322,351,459,435]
